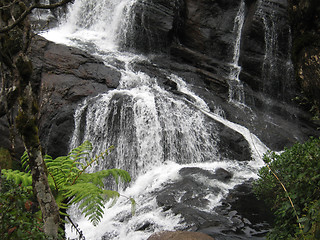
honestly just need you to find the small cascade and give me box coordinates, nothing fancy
[228,0,246,106]
[42,0,138,51]
[256,0,294,100]
[70,67,220,179]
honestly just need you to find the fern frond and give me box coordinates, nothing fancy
[1,169,32,188]
[21,151,31,173]
[77,169,131,185]
[63,183,120,226]
[68,141,92,162]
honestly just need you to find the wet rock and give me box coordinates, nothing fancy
[123,0,185,53]
[30,36,121,157]
[156,167,222,213]
[218,126,252,161]
[154,167,272,240]
[147,231,215,240]
[200,181,273,239]
[179,167,233,182]
[240,0,297,106]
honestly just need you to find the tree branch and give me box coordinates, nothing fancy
[0,0,74,33]
[0,0,19,10]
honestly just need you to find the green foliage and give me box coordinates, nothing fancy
[0,177,47,240]
[254,137,320,239]
[1,169,32,188]
[1,141,133,227]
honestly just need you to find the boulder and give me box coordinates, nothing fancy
[0,36,122,158]
[31,36,122,157]
[147,231,214,240]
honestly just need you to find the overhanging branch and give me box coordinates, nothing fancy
[0,0,74,33]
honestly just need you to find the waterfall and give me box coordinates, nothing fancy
[70,69,220,179]
[228,0,246,106]
[41,0,272,239]
[42,0,137,51]
[256,0,294,100]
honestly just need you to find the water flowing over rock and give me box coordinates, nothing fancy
[0,0,319,239]
[33,36,121,158]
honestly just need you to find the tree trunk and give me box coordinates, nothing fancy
[0,1,61,238]
[16,82,60,239]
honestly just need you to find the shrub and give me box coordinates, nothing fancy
[0,177,47,239]
[253,137,320,239]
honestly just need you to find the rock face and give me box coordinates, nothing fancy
[0,36,121,158]
[121,0,318,150]
[33,36,121,157]
[240,0,296,104]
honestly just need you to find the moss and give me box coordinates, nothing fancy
[32,101,40,116]
[16,111,40,149]
[16,54,33,80]
[1,29,24,56]
[0,148,12,169]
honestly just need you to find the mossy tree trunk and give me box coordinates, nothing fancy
[0,1,60,238]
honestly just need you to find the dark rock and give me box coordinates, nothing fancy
[218,126,252,161]
[122,0,185,53]
[179,0,240,62]
[200,181,273,239]
[179,167,233,182]
[156,167,222,213]
[155,170,271,239]
[214,168,233,182]
[240,0,297,106]
[288,0,320,119]
[29,36,121,157]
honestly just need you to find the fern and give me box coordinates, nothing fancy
[1,169,32,189]
[64,183,120,226]
[1,141,133,227]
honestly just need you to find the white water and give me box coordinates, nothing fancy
[41,1,269,239]
[256,0,294,98]
[228,0,246,107]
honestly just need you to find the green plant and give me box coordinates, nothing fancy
[0,177,48,239]
[254,137,320,239]
[2,141,135,228]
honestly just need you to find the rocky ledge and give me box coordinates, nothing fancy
[0,36,122,158]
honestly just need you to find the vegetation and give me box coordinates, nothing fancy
[254,137,320,239]
[0,177,49,240]
[1,141,134,238]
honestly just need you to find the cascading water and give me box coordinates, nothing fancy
[256,0,294,101]
[41,0,271,239]
[228,0,246,106]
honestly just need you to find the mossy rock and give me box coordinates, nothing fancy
[0,148,12,169]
